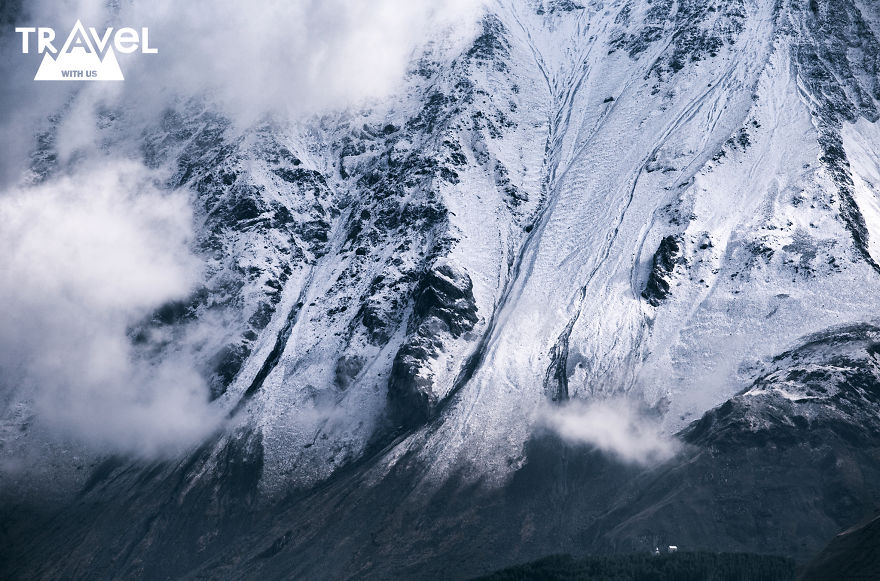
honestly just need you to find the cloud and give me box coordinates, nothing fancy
[0,162,221,457]
[540,398,680,465]
[6,0,484,125]
[0,0,484,183]
[150,0,483,120]
[0,1,484,464]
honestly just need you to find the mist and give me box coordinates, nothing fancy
[0,163,221,457]
[6,0,484,125]
[0,1,484,461]
[540,398,681,466]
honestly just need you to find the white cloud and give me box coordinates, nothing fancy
[153,0,483,120]
[0,162,221,457]
[8,0,484,125]
[0,0,484,183]
[540,398,680,465]
[0,0,485,463]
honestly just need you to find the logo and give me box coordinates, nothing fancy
[16,20,157,81]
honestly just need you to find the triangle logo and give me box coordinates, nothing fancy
[33,20,125,81]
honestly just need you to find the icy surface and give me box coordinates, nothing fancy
[5,0,880,495]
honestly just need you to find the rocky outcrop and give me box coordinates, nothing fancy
[388,260,478,428]
[135,115,337,401]
[793,0,880,273]
[684,324,880,448]
[642,235,681,306]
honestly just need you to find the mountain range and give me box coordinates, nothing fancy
[3,0,880,578]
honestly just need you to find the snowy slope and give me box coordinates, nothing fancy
[8,0,880,578]
[354,0,880,488]
[4,0,880,530]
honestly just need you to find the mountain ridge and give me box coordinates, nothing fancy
[4,0,880,578]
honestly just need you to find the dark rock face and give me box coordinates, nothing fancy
[412,262,479,339]
[642,235,681,306]
[536,1,584,16]
[611,0,745,75]
[684,324,880,450]
[793,0,880,273]
[801,513,880,581]
[608,324,880,560]
[7,323,873,581]
[610,0,675,58]
[388,261,478,428]
[135,109,338,401]
[543,318,575,403]
[334,355,365,390]
[466,15,511,73]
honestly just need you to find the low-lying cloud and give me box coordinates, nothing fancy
[0,163,221,457]
[541,398,681,465]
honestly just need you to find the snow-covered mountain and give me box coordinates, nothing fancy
[4,0,880,578]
